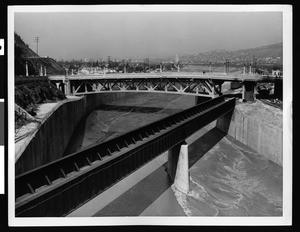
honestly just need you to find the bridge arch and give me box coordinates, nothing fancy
[51,76,222,98]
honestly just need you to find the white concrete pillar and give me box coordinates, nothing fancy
[40,65,43,76]
[44,66,47,76]
[243,65,246,74]
[174,143,189,194]
[71,69,74,75]
[65,80,71,95]
[167,142,189,194]
[25,62,29,76]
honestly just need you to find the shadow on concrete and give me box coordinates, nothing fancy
[216,109,234,134]
[188,127,227,168]
[63,114,89,156]
[188,108,234,168]
[93,127,230,216]
[224,92,242,99]
[93,165,181,216]
[256,93,277,100]
[97,104,182,115]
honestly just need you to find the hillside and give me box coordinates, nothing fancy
[180,42,283,66]
[15,33,66,121]
[233,42,282,61]
[15,33,65,76]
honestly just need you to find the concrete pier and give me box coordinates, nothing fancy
[167,142,190,194]
[242,81,256,101]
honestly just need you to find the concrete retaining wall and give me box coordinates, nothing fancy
[15,92,137,175]
[217,108,283,166]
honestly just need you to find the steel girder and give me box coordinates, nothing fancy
[66,78,220,97]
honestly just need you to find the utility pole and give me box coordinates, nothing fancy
[252,55,256,74]
[34,37,39,55]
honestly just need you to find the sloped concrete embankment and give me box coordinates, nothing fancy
[15,93,137,175]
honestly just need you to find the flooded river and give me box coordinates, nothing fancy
[65,93,282,216]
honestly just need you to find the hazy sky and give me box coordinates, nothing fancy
[14,11,282,60]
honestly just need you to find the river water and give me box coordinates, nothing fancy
[172,132,282,216]
[65,93,282,216]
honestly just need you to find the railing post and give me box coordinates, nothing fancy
[25,62,29,76]
[40,65,43,76]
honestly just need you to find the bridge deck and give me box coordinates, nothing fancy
[49,72,279,82]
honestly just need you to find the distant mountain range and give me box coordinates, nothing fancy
[15,33,65,76]
[180,42,283,66]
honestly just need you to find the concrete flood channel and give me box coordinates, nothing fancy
[64,93,282,217]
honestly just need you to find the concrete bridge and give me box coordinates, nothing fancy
[15,95,235,216]
[49,72,282,102]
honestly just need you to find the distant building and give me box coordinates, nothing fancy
[272,69,282,77]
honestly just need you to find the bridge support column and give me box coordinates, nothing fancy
[59,82,65,94]
[242,81,256,102]
[62,77,71,96]
[167,142,189,194]
[65,80,71,96]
